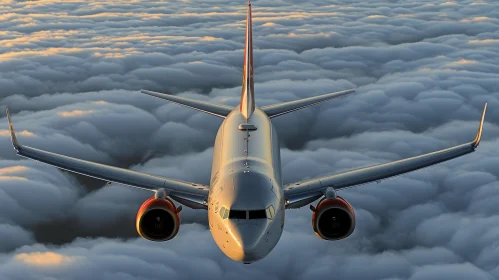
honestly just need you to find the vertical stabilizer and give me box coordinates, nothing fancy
[240,1,255,121]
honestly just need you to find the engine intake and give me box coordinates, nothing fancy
[312,196,355,240]
[136,197,180,241]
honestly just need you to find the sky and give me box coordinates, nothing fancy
[0,0,499,279]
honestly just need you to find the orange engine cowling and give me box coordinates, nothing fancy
[136,196,180,241]
[312,196,356,240]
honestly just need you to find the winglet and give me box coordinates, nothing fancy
[5,107,21,152]
[472,103,487,148]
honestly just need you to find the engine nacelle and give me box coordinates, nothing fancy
[136,197,180,241]
[312,196,355,240]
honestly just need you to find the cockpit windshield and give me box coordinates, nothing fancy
[248,209,266,219]
[228,209,246,219]
[224,205,275,220]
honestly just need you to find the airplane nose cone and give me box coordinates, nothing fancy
[229,221,267,263]
[238,224,262,250]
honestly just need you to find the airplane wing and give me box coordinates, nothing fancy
[5,108,209,209]
[261,89,355,118]
[140,89,234,118]
[283,103,487,209]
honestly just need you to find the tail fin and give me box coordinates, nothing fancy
[240,1,255,121]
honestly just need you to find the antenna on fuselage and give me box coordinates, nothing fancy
[239,1,255,122]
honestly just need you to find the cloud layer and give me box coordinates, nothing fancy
[1,0,499,279]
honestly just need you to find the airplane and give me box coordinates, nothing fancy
[4,2,487,264]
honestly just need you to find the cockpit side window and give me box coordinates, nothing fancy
[219,206,226,219]
[266,205,275,220]
[223,208,229,219]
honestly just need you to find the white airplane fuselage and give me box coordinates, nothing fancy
[208,107,284,263]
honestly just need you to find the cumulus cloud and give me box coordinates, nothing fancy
[0,0,499,279]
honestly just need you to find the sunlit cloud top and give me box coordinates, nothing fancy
[15,252,77,267]
[58,110,94,117]
[0,130,36,137]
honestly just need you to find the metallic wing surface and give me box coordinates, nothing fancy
[261,88,355,118]
[5,108,208,209]
[284,103,487,209]
[140,89,233,118]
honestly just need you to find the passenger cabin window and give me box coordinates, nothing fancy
[248,209,267,219]
[229,209,246,219]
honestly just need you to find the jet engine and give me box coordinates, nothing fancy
[312,196,355,240]
[136,196,180,241]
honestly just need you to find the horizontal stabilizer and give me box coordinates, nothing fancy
[140,90,234,118]
[261,88,355,118]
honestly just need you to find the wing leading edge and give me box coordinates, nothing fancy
[5,108,209,209]
[284,103,487,209]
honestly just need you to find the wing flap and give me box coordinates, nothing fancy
[284,103,487,208]
[261,88,355,118]
[5,108,209,209]
[140,89,233,118]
